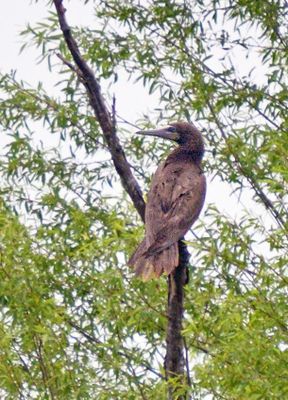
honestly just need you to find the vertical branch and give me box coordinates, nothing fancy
[183,337,192,388]
[33,335,56,400]
[165,240,190,399]
[53,3,190,399]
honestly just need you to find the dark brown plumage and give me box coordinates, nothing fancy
[128,122,206,280]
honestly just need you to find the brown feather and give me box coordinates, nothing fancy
[128,122,206,280]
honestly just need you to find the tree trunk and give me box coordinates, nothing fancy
[165,240,190,399]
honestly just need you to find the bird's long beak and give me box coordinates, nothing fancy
[136,127,179,142]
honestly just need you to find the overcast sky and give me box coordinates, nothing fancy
[1,0,270,226]
[1,1,159,120]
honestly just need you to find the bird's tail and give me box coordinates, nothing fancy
[128,239,179,280]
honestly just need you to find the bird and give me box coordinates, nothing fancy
[128,121,206,281]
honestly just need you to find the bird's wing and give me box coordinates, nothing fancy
[145,161,206,255]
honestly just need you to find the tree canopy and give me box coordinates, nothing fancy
[0,0,287,399]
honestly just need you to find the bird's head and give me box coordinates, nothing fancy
[136,121,201,146]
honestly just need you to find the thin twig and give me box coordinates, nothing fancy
[56,52,79,75]
[67,318,164,379]
[207,101,286,231]
[183,336,192,388]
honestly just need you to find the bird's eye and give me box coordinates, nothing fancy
[167,126,176,132]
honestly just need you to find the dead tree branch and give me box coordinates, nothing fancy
[53,0,145,221]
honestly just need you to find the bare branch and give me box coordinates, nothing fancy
[53,0,145,221]
[183,337,192,388]
[56,52,79,75]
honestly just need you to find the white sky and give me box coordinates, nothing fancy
[0,0,158,118]
[1,1,52,84]
[0,0,273,229]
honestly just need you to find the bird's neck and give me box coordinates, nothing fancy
[166,138,204,166]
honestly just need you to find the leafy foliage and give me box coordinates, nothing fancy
[0,0,287,399]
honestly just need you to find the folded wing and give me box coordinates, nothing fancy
[128,160,206,279]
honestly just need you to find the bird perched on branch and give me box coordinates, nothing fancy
[128,121,206,280]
